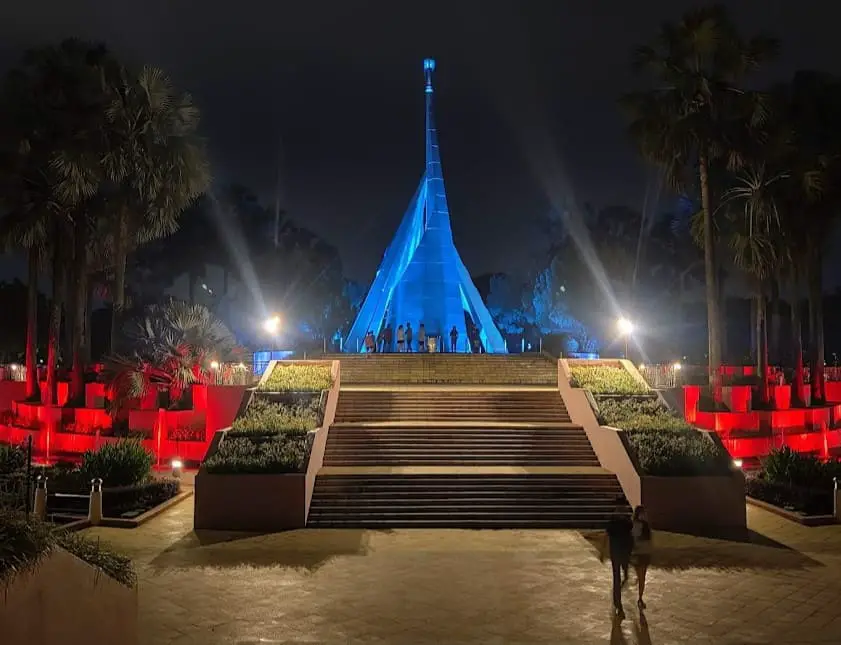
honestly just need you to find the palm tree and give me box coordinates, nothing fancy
[622,5,777,388]
[103,299,242,414]
[100,66,210,353]
[0,39,114,404]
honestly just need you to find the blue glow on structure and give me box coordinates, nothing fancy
[345,60,507,354]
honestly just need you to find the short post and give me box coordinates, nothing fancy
[88,478,103,526]
[539,337,543,354]
[34,475,47,521]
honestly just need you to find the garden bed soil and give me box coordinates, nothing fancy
[194,471,307,531]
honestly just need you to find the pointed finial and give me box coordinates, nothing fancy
[424,58,435,94]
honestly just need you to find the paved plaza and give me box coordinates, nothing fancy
[85,497,841,645]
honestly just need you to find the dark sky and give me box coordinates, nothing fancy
[2,0,840,283]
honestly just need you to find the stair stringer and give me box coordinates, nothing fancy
[556,359,642,508]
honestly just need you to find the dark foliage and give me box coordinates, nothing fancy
[79,440,153,487]
[745,476,833,516]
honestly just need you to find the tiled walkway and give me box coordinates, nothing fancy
[84,499,841,644]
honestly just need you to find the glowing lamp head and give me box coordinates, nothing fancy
[673,362,682,371]
[210,361,219,370]
[732,459,743,469]
[617,317,635,335]
[171,458,183,478]
[263,315,281,334]
[423,58,436,72]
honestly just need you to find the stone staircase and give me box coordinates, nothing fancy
[330,353,558,386]
[307,474,623,528]
[307,356,626,528]
[333,390,571,425]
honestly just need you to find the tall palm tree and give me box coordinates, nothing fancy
[0,39,112,404]
[622,5,777,388]
[101,66,210,353]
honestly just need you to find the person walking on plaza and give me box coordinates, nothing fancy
[449,325,459,353]
[364,331,375,353]
[383,324,393,353]
[396,324,405,352]
[599,497,633,620]
[632,505,653,610]
[418,323,426,352]
[405,322,413,352]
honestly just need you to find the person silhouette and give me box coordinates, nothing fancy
[405,322,413,353]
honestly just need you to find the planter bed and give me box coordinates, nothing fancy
[45,477,183,522]
[745,476,835,524]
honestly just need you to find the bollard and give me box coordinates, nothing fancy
[34,475,47,521]
[88,478,103,526]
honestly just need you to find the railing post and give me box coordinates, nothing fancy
[34,475,47,520]
[88,478,103,525]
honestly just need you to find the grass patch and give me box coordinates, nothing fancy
[570,365,647,394]
[228,397,319,438]
[258,363,333,392]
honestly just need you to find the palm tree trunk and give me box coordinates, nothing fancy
[109,211,128,354]
[749,297,758,362]
[792,294,804,407]
[188,271,196,304]
[70,220,88,404]
[83,278,94,365]
[24,247,40,401]
[699,150,722,391]
[45,240,66,406]
[757,293,769,405]
[809,248,825,403]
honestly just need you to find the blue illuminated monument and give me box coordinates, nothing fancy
[345,59,507,353]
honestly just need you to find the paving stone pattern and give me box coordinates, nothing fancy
[84,499,841,644]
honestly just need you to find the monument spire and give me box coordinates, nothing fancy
[343,59,507,354]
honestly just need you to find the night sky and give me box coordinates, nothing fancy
[2,1,841,283]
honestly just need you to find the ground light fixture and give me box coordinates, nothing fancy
[210,361,220,370]
[673,362,682,370]
[732,459,743,469]
[171,458,183,478]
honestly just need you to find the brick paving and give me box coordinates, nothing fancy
[84,498,841,644]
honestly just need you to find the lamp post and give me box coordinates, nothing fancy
[617,317,635,360]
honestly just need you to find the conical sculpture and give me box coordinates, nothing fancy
[345,59,507,353]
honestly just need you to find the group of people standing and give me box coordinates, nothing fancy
[601,499,653,621]
[363,323,462,353]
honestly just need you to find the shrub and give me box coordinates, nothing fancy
[259,363,333,392]
[79,440,153,487]
[228,397,319,438]
[596,396,692,432]
[762,447,841,490]
[745,475,833,516]
[570,365,647,394]
[0,511,136,587]
[102,480,180,517]
[0,442,27,475]
[203,434,309,474]
[624,428,732,476]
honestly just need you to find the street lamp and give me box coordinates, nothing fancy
[263,315,281,335]
[617,317,635,359]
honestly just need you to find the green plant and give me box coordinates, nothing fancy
[0,442,27,475]
[625,429,732,476]
[228,397,320,438]
[570,365,648,394]
[762,447,841,489]
[745,476,833,516]
[0,511,136,587]
[258,363,333,393]
[203,435,309,474]
[79,440,153,487]
[596,396,692,432]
